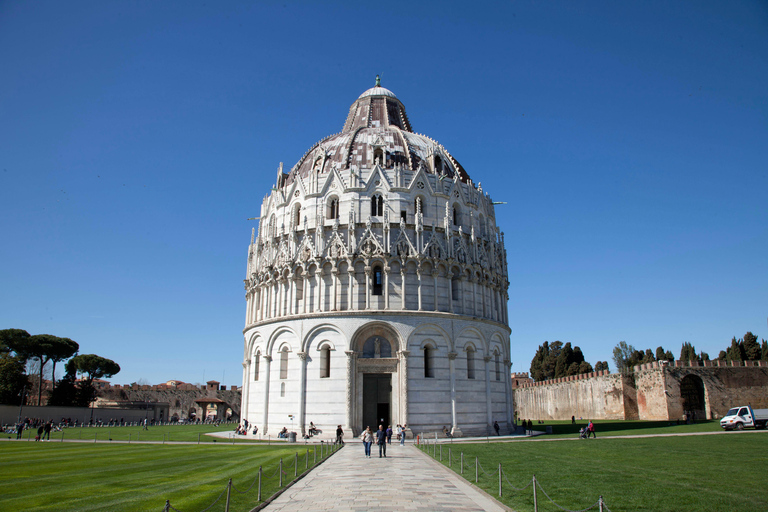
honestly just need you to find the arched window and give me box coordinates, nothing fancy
[424,345,435,378]
[253,352,260,381]
[467,347,475,380]
[328,198,339,220]
[495,353,501,381]
[280,347,289,379]
[451,276,460,299]
[280,382,285,397]
[371,194,384,216]
[434,155,442,173]
[320,345,331,378]
[372,265,383,295]
[293,203,302,229]
[269,215,276,237]
[453,205,459,226]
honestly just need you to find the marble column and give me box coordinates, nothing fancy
[364,266,371,310]
[344,351,355,434]
[504,359,514,429]
[447,272,454,314]
[241,360,250,424]
[297,351,308,435]
[417,269,423,311]
[302,274,309,314]
[315,269,321,312]
[331,268,339,311]
[484,355,493,433]
[262,355,272,433]
[432,270,439,311]
[399,350,410,428]
[384,266,390,310]
[447,352,462,436]
[472,278,478,317]
[348,267,355,310]
[400,269,406,310]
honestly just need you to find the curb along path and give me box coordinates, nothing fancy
[258,442,507,512]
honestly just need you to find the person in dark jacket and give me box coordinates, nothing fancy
[376,425,387,457]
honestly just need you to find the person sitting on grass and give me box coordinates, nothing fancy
[442,425,453,438]
[278,427,288,438]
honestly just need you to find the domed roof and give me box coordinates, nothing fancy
[282,78,470,187]
[357,85,397,100]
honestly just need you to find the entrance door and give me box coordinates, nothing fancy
[363,373,391,430]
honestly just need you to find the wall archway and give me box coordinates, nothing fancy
[680,374,707,421]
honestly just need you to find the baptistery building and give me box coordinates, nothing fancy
[240,79,513,437]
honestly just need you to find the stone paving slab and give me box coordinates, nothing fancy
[259,442,508,512]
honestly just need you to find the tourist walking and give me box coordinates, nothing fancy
[43,421,52,441]
[493,420,500,435]
[587,420,596,438]
[527,419,533,435]
[360,426,374,458]
[336,425,344,445]
[376,424,387,457]
[386,425,392,444]
[400,424,407,445]
[16,421,24,440]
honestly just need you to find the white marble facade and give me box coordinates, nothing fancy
[240,79,513,437]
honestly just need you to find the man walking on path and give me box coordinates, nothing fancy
[400,424,407,445]
[43,421,52,441]
[588,420,596,438]
[376,424,387,457]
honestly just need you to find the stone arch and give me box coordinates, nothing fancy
[351,322,402,354]
[266,326,299,355]
[457,326,487,355]
[407,323,452,352]
[679,374,707,421]
[302,324,346,353]
[246,333,265,360]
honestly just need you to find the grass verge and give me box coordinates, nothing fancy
[0,442,339,512]
[421,432,768,512]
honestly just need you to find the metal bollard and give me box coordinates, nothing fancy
[225,478,232,512]
[294,452,298,477]
[279,458,283,487]
[498,463,502,497]
[533,475,538,512]
[599,495,604,512]
[198,433,200,445]
[440,443,442,461]
[61,431,64,443]
[94,432,97,443]
[306,450,309,470]
[258,466,262,502]
[314,445,316,464]
[448,447,451,468]
[475,457,478,483]
[164,499,170,512]
[460,452,464,474]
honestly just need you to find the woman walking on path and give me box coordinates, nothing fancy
[360,426,374,458]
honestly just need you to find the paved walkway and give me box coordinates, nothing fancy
[260,441,508,512]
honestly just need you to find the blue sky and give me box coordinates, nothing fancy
[1,1,766,385]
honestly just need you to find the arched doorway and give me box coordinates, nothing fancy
[680,374,706,421]
[350,323,402,434]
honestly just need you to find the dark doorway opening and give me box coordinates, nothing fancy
[363,373,391,431]
[680,374,706,421]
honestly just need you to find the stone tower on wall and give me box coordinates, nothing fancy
[240,78,513,437]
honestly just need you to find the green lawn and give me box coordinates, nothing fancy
[534,419,724,438]
[6,423,284,444]
[0,442,338,512]
[421,432,768,512]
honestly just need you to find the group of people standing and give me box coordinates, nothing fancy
[360,424,405,458]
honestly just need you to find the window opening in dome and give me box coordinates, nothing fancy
[372,265,383,295]
[400,210,407,222]
[495,353,501,381]
[451,275,460,300]
[362,336,391,358]
[467,347,475,380]
[371,195,383,217]
[280,347,289,379]
[320,345,331,378]
[434,155,443,174]
[424,346,435,378]
[453,205,460,226]
[328,198,339,220]
[373,148,384,167]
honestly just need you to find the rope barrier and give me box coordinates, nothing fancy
[501,469,533,492]
[535,479,601,512]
